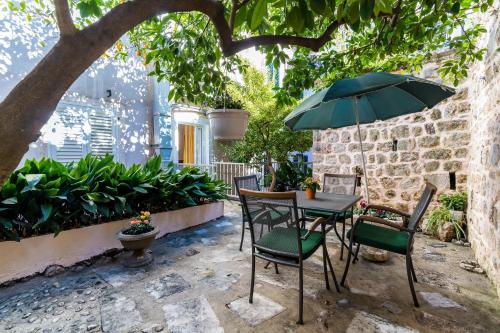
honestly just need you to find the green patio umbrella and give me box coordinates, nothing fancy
[284,72,455,202]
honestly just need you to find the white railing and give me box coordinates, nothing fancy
[168,161,312,199]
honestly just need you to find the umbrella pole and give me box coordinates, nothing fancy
[354,96,370,204]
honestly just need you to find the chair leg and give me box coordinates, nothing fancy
[297,262,304,325]
[406,255,419,307]
[352,243,360,264]
[322,242,330,290]
[409,255,418,282]
[341,237,354,287]
[249,254,256,304]
[340,219,346,260]
[324,245,340,292]
[239,220,245,251]
[274,263,279,274]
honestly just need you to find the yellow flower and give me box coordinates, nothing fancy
[144,211,151,217]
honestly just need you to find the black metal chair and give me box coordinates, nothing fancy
[305,173,358,260]
[234,175,261,251]
[341,182,437,306]
[239,189,340,324]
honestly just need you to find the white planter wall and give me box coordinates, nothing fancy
[0,202,223,284]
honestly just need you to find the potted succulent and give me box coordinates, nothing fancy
[302,177,321,200]
[117,211,159,267]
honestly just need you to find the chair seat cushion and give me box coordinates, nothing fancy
[305,209,352,220]
[255,227,323,259]
[346,222,409,255]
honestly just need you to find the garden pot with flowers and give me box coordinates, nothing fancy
[302,177,321,200]
[117,211,159,267]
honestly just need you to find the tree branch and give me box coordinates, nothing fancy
[53,0,76,36]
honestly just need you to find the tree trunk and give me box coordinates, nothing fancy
[266,153,276,192]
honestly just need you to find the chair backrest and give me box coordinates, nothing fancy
[239,189,302,255]
[407,182,437,231]
[234,175,260,199]
[323,173,357,195]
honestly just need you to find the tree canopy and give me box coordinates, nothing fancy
[5,0,491,105]
[223,66,312,190]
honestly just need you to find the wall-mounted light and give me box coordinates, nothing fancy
[106,89,112,98]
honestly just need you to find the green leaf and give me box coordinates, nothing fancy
[133,186,148,194]
[287,6,305,33]
[251,0,267,30]
[360,0,375,20]
[40,203,53,222]
[234,5,247,28]
[1,197,18,205]
[310,0,327,15]
[450,1,460,14]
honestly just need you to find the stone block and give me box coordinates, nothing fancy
[397,139,416,151]
[425,123,436,134]
[380,177,396,188]
[454,148,468,158]
[376,154,387,164]
[401,192,411,201]
[400,152,419,162]
[424,174,450,190]
[227,294,285,327]
[443,132,471,148]
[333,143,346,153]
[385,164,411,176]
[339,154,351,164]
[443,161,463,172]
[377,142,393,152]
[353,128,367,141]
[389,152,398,163]
[326,132,339,143]
[324,154,337,164]
[424,161,440,172]
[163,296,223,333]
[390,125,410,138]
[385,189,397,199]
[412,126,423,136]
[445,101,470,116]
[422,149,452,160]
[412,114,426,123]
[430,108,442,120]
[401,177,420,189]
[341,131,351,143]
[437,120,469,132]
[369,129,380,141]
[418,136,440,148]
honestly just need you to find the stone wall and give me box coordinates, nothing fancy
[466,3,500,297]
[313,4,500,296]
[313,88,470,213]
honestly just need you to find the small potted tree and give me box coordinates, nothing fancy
[438,192,467,222]
[117,211,159,267]
[302,177,321,200]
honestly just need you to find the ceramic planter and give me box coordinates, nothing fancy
[117,226,159,267]
[305,188,316,200]
[207,109,249,140]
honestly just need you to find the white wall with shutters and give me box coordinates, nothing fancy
[48,102,117,163]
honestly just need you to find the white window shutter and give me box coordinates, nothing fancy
[88,109,114,157]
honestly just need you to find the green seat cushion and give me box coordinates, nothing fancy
[305,209,352,220]
[347,222,409,255]
[255,227,323,259]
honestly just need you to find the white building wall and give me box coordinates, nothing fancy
[0,10,153,167]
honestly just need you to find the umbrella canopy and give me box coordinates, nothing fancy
[284,72,455,203]
[284,72,455,130]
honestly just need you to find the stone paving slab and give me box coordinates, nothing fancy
[419,292,466,310]
[101,293,143,333]
[227,293,285,327]
[346,311,419,333]
[162,296,223,333]
[146,272,191,299]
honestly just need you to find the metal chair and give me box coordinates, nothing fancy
[234,175,261,251]
[305,173,358,260]
[340,182,437,306]
[239,189,340,324]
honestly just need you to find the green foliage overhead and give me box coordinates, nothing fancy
[3,0,493,106]
[223,67,312,164]
[0,155,227,241]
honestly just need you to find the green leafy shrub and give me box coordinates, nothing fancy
[427,206,465,240]
[266,161,312,192]
[439,192,467,211]
[0,155,227,241]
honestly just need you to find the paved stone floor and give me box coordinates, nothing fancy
[1,201,499,332]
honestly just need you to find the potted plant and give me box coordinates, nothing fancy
[117,211,159,267]
[302,177,321,200]
[438,192,467,222]
[424,206,465,242]
[206,94,249,140]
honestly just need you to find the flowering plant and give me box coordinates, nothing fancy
[122,211,154,235]
[301,177,321,191]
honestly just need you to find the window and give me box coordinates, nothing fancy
[178,124,204,164]
[49,104,116,163]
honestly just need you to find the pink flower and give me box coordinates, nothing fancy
[143,220,150,224]
[359,200,367,208]
[130,220,140,225]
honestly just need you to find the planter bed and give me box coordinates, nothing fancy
[0,201,223,284]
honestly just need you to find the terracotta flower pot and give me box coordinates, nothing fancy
[305,188,316,200]
[117,226,159,267]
